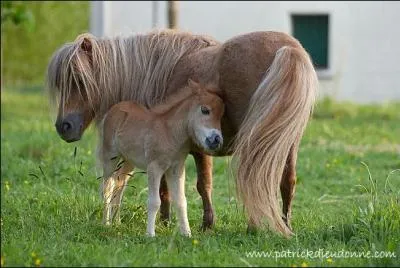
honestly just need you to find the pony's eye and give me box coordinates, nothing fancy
[201,106,210,115]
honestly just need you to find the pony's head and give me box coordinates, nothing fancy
[47,34,101,142]
[186,79,225,153]
[47,30,219,143]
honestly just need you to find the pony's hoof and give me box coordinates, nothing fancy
[282,216,293,232]
[201,209,215,231]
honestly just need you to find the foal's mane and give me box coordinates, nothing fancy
[149,83,201,115]
[46,29,219,120]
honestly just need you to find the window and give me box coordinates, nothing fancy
[291,14,329,70]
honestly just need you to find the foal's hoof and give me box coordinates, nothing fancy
[102,220,112,226]
[201,209,215,231]
[146,232,156,237]
[181,230,192,237]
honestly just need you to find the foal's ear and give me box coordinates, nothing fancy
[188,78,200,88]
[80,37,92,54]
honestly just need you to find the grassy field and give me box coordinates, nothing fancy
[1,87,399,267]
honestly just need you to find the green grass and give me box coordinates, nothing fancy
[1,87,399,267]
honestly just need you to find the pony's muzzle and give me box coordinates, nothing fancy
[55,113,84,143]
[205,132,223,151]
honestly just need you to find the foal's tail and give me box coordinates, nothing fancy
[234,46,318,236]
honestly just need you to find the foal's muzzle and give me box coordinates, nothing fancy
[205,131,223,151]
[55,113,84,143]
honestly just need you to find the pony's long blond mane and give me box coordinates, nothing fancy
[47,29,218,120]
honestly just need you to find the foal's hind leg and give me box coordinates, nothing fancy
[280,145,298,231]
[192,152,215,230]
[101,156,120,226]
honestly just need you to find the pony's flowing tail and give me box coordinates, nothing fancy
[234,46,318,237]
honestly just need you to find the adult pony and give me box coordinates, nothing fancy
[47,29,317,236]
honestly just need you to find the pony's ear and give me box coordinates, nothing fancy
[80,37,92,53]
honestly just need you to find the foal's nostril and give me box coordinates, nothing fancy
[205,133,222,150]
[62,121,72,133]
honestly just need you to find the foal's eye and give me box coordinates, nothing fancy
[201,106,210,115]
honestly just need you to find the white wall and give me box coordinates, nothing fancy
[91,1,168,36]
[91,1,400,103]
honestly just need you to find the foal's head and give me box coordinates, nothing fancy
[186,79,225,153]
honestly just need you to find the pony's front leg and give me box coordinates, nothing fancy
[192,152,214,230]
[159,175,171,224]
[146,164,164,237]
[165,160,191,237]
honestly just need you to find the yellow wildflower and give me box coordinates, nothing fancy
[327,258,333,263]
[34,258,41,266]
[5,181,10,191]
[192,239,199,246]
[301,262,308,267]
[31,252,37,258]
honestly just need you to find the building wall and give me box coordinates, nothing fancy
[91,1,400,103]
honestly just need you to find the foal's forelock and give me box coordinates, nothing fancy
[46,29,219,121]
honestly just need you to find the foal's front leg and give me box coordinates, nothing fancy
[146,163,164,237]
[165,160,191,237]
